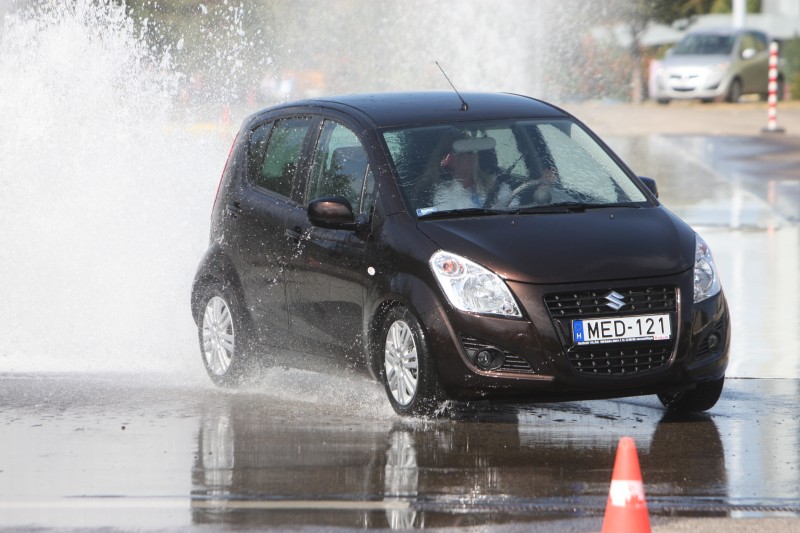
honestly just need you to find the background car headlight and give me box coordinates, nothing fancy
[694,234,721,303]
[704,61,730,86]
[430,251,521,317]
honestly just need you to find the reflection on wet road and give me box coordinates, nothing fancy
[1,373,799,530]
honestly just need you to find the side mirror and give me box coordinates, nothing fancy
[741,48,756,60]
[308,196,359,230]
[638,176,659,198]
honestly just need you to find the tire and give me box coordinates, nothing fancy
[656,98,670,105]
[379,307,442,417]
[726,79,742,103]
[657,376,724,413]
[197,286,259,387]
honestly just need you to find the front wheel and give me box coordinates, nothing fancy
[198,287,259,387]
[379,307,442,416]
[657,376,724,412]
[727,79,742,103]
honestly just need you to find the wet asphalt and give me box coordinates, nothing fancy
[2,107,800,531]
[1,373,799,531]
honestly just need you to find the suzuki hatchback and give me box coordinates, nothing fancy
[191,92,729,416]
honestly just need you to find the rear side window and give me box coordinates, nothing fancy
[248,117,313,197]
[741,32,766,54]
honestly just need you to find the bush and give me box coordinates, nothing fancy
[783,35,800,100]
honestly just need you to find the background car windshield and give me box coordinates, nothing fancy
[383,119,648,216]
[673,34,735,55]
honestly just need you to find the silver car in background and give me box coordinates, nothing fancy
[652,28,778,104]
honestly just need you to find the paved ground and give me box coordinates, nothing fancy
[565,100,800,137]
[1,373,799,532]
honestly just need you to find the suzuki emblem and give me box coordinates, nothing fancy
[605,291,626,311]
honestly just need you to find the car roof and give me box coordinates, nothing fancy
[257,91,570,129]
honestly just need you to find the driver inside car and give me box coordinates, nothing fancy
[416,130,563,214]
[429,135,500,211]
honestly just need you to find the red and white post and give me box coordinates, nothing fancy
[763,41,785,134]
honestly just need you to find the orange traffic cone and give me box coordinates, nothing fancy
[601,436,651,533]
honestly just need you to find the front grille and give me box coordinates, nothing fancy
[460,334,534,374]
[544,286,676,319]
[544,286,678,376]
[568,342,672,375]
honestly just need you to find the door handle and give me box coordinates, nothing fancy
[286,225,315,244]
[285,226,304,242]
[226,202,242,218]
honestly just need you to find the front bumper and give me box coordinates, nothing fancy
[653,71,730,101]
[422,272,730,401]
[654,87,727,101]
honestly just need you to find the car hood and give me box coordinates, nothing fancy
[661,54,730,70]
[417,207,695,284]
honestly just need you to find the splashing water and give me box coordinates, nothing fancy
[0,1,226,376]
[0,0,587,383]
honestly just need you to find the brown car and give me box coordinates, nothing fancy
[191,92,729,416]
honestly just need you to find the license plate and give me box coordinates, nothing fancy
[572,314,671,345]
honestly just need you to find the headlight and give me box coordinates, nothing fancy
[706,61,730,83]
[429,251,521,317]
[694,234,721,303]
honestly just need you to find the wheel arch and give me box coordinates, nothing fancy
[191,245,248,326]
[364,271,445,381]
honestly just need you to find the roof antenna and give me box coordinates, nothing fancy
[435,61,468,111]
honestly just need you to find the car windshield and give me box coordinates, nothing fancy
[672,34,735,55]
[382,119,648,217]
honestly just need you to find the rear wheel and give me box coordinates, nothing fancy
[379,307,442,416]
[198,286,259,387]
[658,376,724,412]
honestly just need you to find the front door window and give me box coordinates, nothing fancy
[307,120,374,215]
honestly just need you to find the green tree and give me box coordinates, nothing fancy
[782,34,800,99]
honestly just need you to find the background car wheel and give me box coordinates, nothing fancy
[379,307,442,417]
[727,79,742,103]
[657,376,724,412]
[198,286,259,387]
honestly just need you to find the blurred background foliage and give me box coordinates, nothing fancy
[51,0,793,104]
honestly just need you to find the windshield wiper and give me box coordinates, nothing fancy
[582,202,643,210]
[513,202,642,214]
[417,207,508,220]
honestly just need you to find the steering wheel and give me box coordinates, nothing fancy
[484,173,526,207]
[508,181,552,206]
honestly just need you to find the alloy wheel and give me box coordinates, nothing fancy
[384,320,419,406]
[202,296,235,376]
